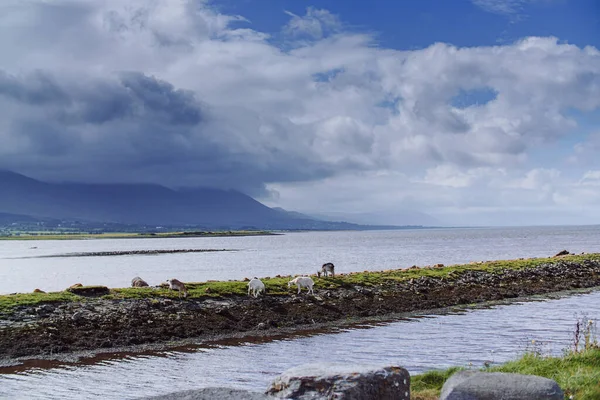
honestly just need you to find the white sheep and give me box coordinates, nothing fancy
[247,277,266,298]
[288,276,315,295]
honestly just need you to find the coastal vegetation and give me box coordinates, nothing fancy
[1,253,599,313]
[412,317,600,400]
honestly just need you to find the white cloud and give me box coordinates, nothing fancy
[0,1,599,224]
[507,168,561,190]
[472,0,533,15]
[471,0,559,16]
[283,7,342,39]
[419,165,507,188]
[579,170,600,186]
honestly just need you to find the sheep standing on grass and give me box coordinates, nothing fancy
[131,276,149,287]
[320,263,335,277]
[166,278,188,298]
[288,276,315,295]
[247,277,266,298]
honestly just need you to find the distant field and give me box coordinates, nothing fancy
[0,230,276,240]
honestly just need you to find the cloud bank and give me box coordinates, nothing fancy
[0,0,599,225]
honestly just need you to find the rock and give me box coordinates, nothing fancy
[553,250,570,257]
[266,363,410,400]
[440,371,564,400]
[35,305,54,317]
[67,285,110,297]
[142,388,270,400]
[71,310,91,323]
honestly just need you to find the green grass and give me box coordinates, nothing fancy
[0,230,274,240]
[1,253,599,314]
[318,252,600,288]
[411,348,600,400]
[0,291,80,313]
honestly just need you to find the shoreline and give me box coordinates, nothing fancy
[2,254,600,365]
[1,286,596,371]
[0,230,277,241]
[25,248,235,259]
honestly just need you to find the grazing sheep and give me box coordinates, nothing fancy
[288,276,315,295]
[247,277,266,298]
[131,276,149,288]
[321,262,335,277]
[166,278,188,298]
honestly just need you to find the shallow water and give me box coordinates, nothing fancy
[2,225,600,294]
[1,290,598,399]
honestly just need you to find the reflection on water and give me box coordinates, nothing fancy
[1,290,599,400]
[2,225,600,294]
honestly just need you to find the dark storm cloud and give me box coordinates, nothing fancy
[119,72,202,125]
[0,69,333,195]
[0,70,69,105]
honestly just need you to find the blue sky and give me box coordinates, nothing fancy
[0,0,599,226]
[219,0,599,49]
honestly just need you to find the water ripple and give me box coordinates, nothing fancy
[0,290,598,400]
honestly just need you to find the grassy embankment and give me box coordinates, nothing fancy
[1,253,599,314]
[0,230,275,240]
[411,319,600,400]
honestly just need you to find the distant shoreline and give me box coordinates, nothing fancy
[0,230,277,241]
[19,248,236,259]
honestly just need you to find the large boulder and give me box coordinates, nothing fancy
[266,363,410,400]
[142,388,270,400]
[440,371,564,400]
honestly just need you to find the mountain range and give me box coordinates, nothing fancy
[0,170,434,230]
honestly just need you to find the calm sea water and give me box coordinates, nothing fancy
[0,290,599,399]
[1,225,600,294]
[1,226,600,399]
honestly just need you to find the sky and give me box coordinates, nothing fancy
[0,0,599,226]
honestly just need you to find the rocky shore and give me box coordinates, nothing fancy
[1,257,600,363]
[37,248,233,258]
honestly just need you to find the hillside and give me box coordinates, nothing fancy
[0,171,417,230]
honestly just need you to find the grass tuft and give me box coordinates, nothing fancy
[411,316,600,399]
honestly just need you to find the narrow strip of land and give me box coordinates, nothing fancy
[1,253,599,363]
[24,248,235,258]
[0,230,276,241]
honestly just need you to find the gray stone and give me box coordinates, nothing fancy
[142,387,270,400]
[266,363,410,400]
[440,371,564,400]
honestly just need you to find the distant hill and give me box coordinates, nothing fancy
[271,207,316,220]
[0,212,43,224]
[0,171,425,231]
